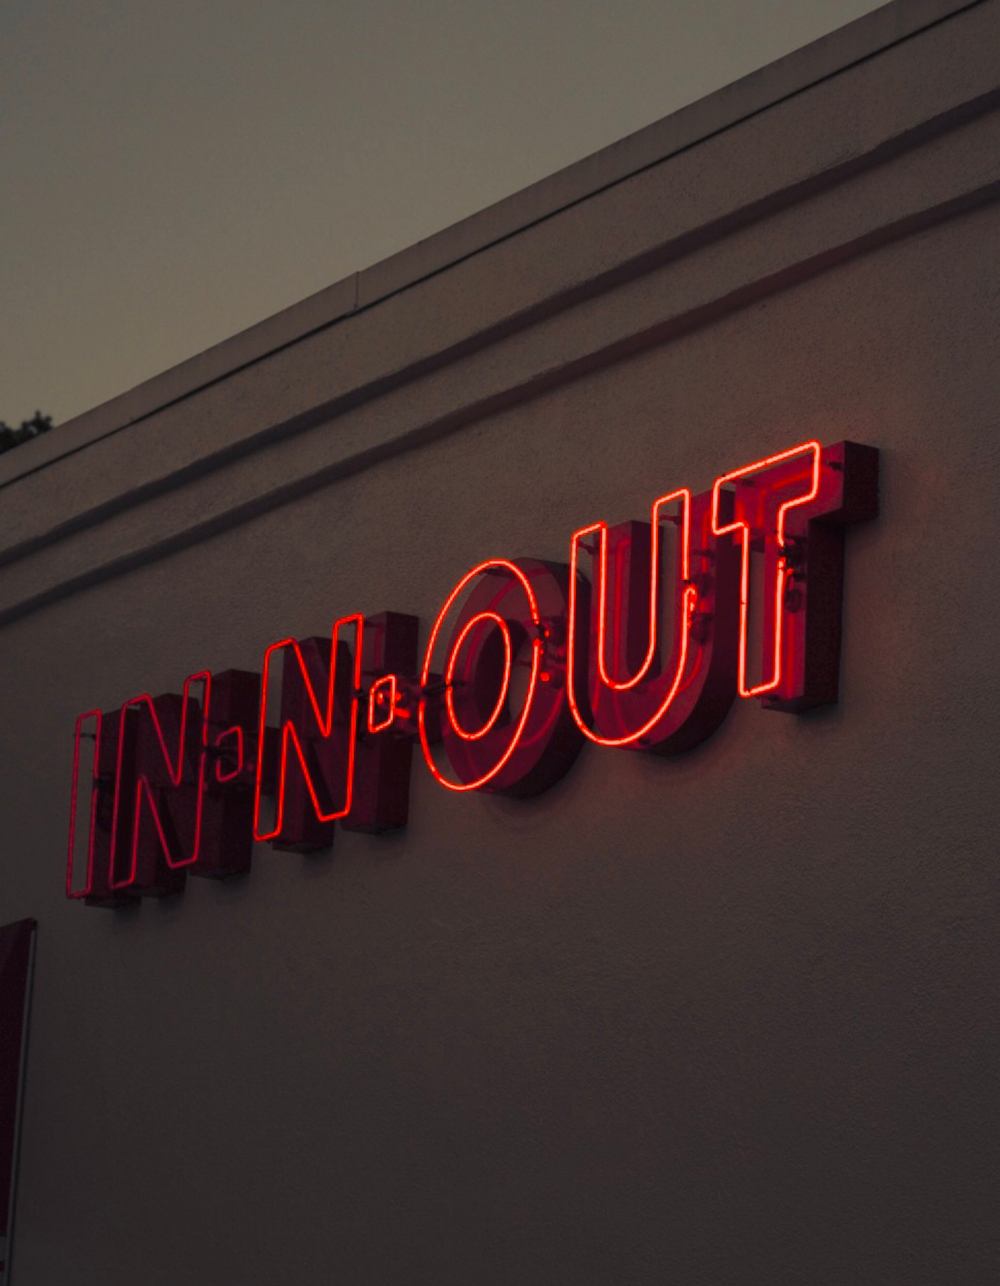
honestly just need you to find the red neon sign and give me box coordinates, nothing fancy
[344,612,420,834]
[68,709,127,906]
[711,439,879,711]
[107,675,210,897]
[566,488,742,752]
[419,558,583,796]
[67,669,261,905]
[253,617,363,852]
[67,439,878,906]
[202,668,260,877]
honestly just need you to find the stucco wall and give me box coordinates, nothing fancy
[1,2,998,1282]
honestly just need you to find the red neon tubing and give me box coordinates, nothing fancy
[253,615,363,842]
[565,489,698,747]
[368,674,398,735]
[67,709,102,899]
[444,610,513,741]
[711,440,820,699]
[419,559,542,792]
[110,672,211,890]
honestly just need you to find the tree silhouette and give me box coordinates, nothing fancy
[0,412,55,456]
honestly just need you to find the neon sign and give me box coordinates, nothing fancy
[67,440,878,907]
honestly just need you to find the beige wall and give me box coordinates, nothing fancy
[1,1,998,1281]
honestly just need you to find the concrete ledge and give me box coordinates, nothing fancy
[0,0,986,493]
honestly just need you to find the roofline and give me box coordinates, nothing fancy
[0,0,984,491]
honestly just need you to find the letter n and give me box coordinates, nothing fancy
[108,674,214,896]
[254,616,363,852]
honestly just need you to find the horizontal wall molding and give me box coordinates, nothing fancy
[0,0,997,630]
[0,170,997,629]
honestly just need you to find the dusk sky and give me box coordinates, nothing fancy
[3,0,885,428]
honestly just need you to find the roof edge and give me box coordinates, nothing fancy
[0,0,985,491]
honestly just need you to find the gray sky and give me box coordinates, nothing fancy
[2,0,885,426]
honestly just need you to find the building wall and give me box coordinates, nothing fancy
[1,2,998,1281]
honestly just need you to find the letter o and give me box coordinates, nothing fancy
[419,558,584,796]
